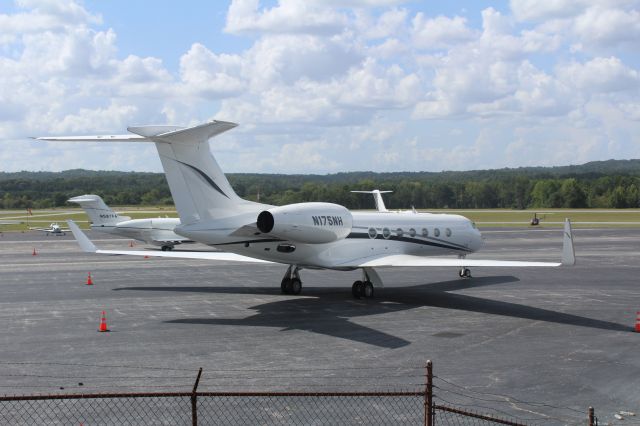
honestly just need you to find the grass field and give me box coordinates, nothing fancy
[2,207,640,232]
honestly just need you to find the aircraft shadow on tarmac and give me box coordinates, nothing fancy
[115,276,630,349]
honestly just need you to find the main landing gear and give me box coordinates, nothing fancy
[281,265,302,295]
[352,280,374,299]
[459,268,472,278]
[352,269,376,299]
[161,245,174,251]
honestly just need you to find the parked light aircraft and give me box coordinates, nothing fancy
[68,194,190,250]
[30,222,69,236]
[39,121,575,298]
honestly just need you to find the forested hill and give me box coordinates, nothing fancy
[1,159,640,209]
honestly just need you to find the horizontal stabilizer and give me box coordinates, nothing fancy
[36,135,146,142]
[150,121,238,144]
[36,120,238,145]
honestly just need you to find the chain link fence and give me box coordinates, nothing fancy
[0,361,597,425]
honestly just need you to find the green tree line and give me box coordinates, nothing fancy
[1,160,640,209]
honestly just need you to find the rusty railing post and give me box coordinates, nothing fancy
[588,407,595,426]
[425,360,433,426]
[192,368,203,426]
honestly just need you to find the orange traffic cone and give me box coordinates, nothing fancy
[98,311,109,332]
[32,248,37,256]
[86,272,93,286]
[635,311,640,333]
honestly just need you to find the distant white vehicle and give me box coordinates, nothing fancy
[30,222,69,236]
[67,194,190,251]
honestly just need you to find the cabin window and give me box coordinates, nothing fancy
[409,228,416,237]
[446,228,452,237]
[434,228,440,237]
[396,228,404,237]
[382,227,391,239]
[368,227,377,239]
[421,228,429,237]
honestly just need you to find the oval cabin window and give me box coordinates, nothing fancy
[434,228,440,237]
[368,227,377,239]
[382,227,391,239]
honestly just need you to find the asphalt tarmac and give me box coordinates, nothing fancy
[0,227,638,424]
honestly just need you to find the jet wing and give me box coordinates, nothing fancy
[339,218,575,268]
[338,254,561,268]
[67,220,271,263]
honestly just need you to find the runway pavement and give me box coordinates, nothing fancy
[0,227,638,424]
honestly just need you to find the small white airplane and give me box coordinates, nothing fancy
[67,194,190,251]
[39,121,575,299]
[30,222,70,236]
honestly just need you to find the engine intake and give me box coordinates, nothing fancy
[257,211,275,233]
[256,202,352,244]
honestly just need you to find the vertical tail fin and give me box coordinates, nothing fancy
[40,121,265,226]
[126,121,261,224]
[67,195,130,226]
[351,190,392,212]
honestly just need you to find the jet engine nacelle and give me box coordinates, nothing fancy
[256,202,353,244]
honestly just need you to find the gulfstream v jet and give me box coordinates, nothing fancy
[39,121,575,298]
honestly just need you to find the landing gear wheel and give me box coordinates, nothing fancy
[352,280,364,299]
[459,268,471,278]
[282,278,293,294]
[281,278,290,294]
[363,281,374,298]
[161,245,171,251]
[290,278,302,295]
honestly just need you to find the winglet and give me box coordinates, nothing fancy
[67,220,97,253]
[562,218,575,266]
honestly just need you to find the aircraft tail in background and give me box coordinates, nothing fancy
[67,194,131,226]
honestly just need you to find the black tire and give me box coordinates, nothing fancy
[290,278,302,295]
[281,278,290,294]
[464,268,472,278]
[284,279,293,294]
[363,281,374,298]
[352,280,364,298]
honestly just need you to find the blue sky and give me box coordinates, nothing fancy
[1,0,639,173]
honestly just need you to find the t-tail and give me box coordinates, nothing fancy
[38,121,266,226]
[351,190,392,212]
[67,194,130,226]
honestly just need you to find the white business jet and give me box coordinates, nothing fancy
[39,121,575,298]
[68,194,190,251]
[30,222,69,236]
